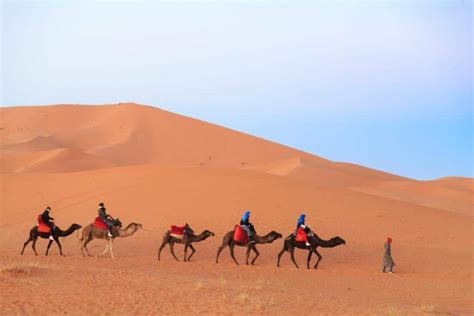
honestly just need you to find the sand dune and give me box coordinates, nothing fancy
[244,157,305,176]
[1,135,63,153]
[431,177,474,192]
[1,103,326,171]
[0,103,472,315]
[0,148,115,173]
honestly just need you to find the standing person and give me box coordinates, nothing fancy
[296,214,311,247]
[382,237,395,273]
[98,202,114,238]
[41,206,56,241]
[240,210,256,243]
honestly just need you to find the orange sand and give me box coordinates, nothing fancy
[0,103,472,315]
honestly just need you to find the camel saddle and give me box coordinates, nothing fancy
[37,214,51,233]
[93,216,108,229]
[170,225,186,239]
[233,225,249,244]
[295,227,308,242]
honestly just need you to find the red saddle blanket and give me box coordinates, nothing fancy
[37,214,51,233]
[295,227,308,242]
[171,225,186,235]
[93,217,108,229]
[38,222,52,233]
[233,225,249,244]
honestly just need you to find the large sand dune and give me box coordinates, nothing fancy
[0,103,472,315]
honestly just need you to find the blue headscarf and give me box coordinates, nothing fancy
[242,210,251,222]
[297,214,306,227]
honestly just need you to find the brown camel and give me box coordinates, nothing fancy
[158,224,215,262]
[21,223,82,256]
[80,222,142,258]
[277,229,345,269]
[216,230,282,265]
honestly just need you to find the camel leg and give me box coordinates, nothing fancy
[157,239,168,261]
[245,246,251,265]
[187,244,196,261]
[277,245,288,267]
[98,242,109,257]
[307,250,313,269]
[21,237,33,255]
[290,247,299,269]
[82,237,93,257]
[229,242,239,265]
[169,241,180,262]
[32,238,39,256]
[216,233,232,264]
[313,248,322,269]
[54,238,63,256]
[45,240,54,256]
[109,239,114,259]
[184,244,188,262]
[216,243,227,264]
[250,245,260,265]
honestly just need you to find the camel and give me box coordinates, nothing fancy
[277,229,345,269]
[158,224,215,262]
[216,230,282,265]
[21,223,82,256]
[80,222,142,258]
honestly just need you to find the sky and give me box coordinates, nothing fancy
[1,0,472,180]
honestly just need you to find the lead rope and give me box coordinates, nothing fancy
[140,227,161,233]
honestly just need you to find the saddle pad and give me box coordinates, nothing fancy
[38,222,51,233]
[170,233,184,239]
[233,225,249,244]
[295,227,307,242]
[171,225,186,235]
[93,217,108,229]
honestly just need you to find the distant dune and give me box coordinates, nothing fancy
[0,103,472,315]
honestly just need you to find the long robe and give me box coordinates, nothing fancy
[383,242,395,267]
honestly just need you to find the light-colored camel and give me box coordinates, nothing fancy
[158,225,215,262]
[80,222,142,258]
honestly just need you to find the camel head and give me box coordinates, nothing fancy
[130,223,142,230]
[332,236,345,246]
[269,231,283,241]
[202,230,215,237]
[71,223,82,231]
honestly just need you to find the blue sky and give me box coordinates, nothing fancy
[1,1,472,180]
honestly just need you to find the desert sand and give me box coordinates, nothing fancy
[0,103,472,315]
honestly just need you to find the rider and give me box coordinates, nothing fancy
[240,210,256,243]
[296,213,311,247]
[41,206,56,241]
[98,202,114,238]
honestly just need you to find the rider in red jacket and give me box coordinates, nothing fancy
[41,206,56,240]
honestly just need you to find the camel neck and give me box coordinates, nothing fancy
[190,232,209,242]
[315,236,341,248]
[57,225,76,237]
[118,225,138,237]
[255,232,273,243]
